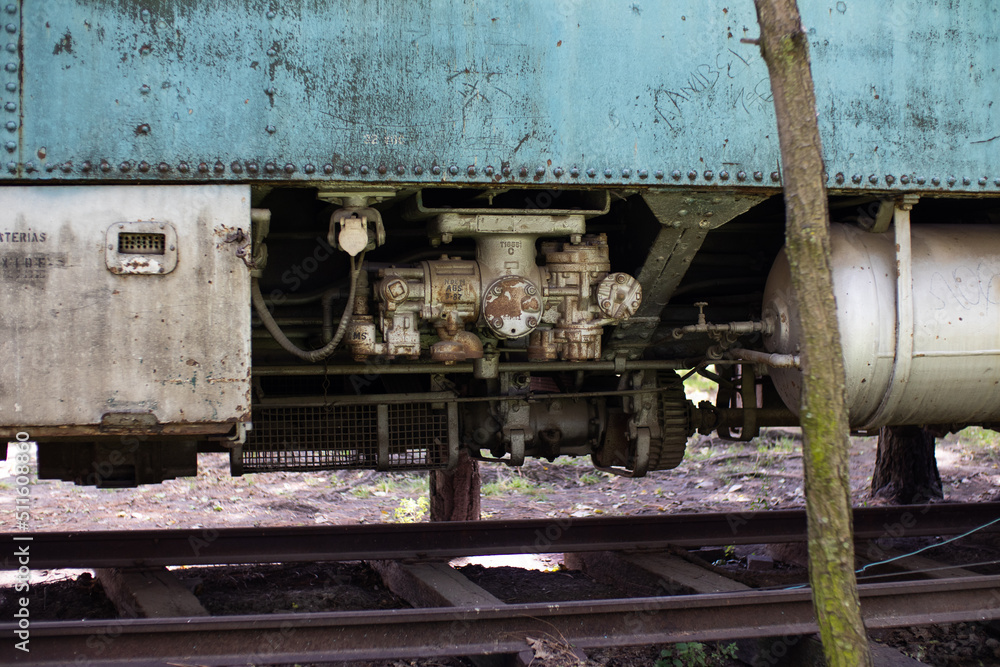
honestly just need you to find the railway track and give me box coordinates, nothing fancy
[4,501,998,569]
[3,503,1000,666]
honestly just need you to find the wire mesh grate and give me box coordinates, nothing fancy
[240,403,451,472]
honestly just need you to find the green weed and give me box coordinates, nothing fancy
[392,497,429,523]
[656,641,737,667]
[482,473,547,499]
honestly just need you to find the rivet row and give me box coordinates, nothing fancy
[1,1,15,158]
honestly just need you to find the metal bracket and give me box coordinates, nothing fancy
[861,197,917,429]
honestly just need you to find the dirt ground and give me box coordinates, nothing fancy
[3,416,1000,666]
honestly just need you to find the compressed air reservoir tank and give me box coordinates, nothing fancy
[762,222,1000,429]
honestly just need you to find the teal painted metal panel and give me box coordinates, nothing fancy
[4,0,1000,193]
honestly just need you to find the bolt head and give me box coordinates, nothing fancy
[265,162,276,173]
[158,162,171,173]
[704,170,714,180]
[753,171,764,181]
[265,125,276,134]
[284,163,295,173]
[553,167,564,177]
[245,162,257,174]
[932,177,940,185]
[885,174,895,185]
[304,163,315,174]
[414,165,424,175]
[852,174,862,184]
[536,166,545,176]
[214,161,225,173]
[448,165,458,175]
[395,164,405,175]
[900,175,909,184]
[81,160,91,172]
[621,168,630,178]
[638,169,648,179]
[323,164,333,174]
[771,171,781,182]
[736,170,747,181]
[485,165,494,176]
[432,165,442,175]
[518,166,528,177]
[586,168,596,177]
[342,165,352,175]
[688,170,697,180]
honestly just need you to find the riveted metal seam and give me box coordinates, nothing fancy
[1,0,20,176]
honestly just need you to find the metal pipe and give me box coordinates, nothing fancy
[251,359,693,376]
[250,251,364,363]
[727,348,801,369]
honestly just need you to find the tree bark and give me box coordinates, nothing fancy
[871,426,942,504]
[753,2,874,665]
[429,449,481,521]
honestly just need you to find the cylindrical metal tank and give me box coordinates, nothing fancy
[763,222,1000,429]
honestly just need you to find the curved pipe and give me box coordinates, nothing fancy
[251,252,365,363]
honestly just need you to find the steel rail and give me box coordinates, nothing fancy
[4,576,1000,666]
[2,502,998,570]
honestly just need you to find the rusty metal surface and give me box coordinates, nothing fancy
[5,577,1000,665]
[0,185,252,432]
[5,2,1000,192]
[3,502,998,570]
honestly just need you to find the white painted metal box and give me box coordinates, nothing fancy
[0,185,251,438]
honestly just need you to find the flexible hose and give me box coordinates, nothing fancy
[252,252,365,363]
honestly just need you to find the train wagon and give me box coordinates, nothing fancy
[1,0,998,486]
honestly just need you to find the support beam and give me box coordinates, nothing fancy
[95,567,209,619]
[608,192,765,358]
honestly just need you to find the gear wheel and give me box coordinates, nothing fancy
[645,372,695,471]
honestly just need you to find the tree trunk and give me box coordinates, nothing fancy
[429,449,481,521]
[753,1,874,665]
[871,426,942,504]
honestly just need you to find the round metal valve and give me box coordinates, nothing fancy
[482,276,543,338]
[596,272,642,320]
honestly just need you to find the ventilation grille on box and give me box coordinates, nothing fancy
[118,233,166,255]
[239,403,453,473]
